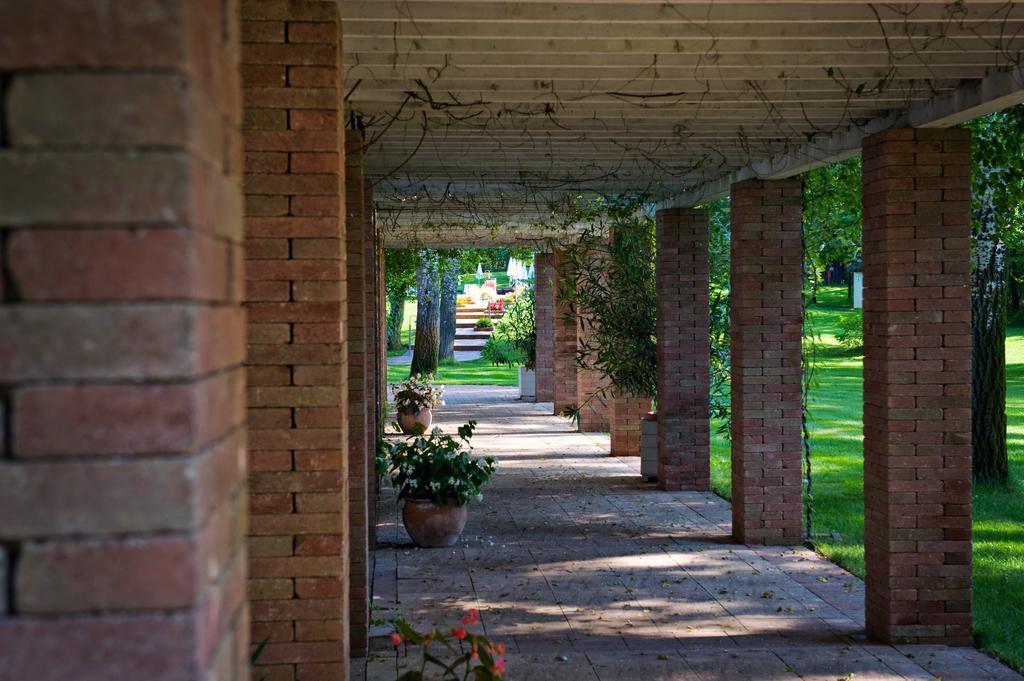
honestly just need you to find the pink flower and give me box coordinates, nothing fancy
[451,626,467,640]
[391,632,402,647]
[494,643,507,655]
[490,658,506,677]
[462,608,480,625]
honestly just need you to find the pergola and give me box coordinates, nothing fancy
[1,2,1023,680]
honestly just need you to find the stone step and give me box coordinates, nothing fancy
[454,339,488,350]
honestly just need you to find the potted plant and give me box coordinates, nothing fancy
[392,374,444,434]
[383,421,497,547]
[495,287,537,401]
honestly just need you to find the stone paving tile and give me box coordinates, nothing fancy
[363,392,1022,680]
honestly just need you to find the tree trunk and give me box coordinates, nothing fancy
[1010,275,1022,315]
[438,253,459,361]
[386,290,406,351]
[972,186,1009,484]
[410,250,440,377]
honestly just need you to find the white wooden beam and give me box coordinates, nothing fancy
[656,62,1024,209]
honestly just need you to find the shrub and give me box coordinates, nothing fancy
[475,317,494,329]
[481,336,523,367]
[836,309,863,351]
[496,288,536,368]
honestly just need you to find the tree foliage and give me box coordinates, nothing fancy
[701,196,733,425]
[802,157,863,300]
[385,249,419,350]
[560,195,657,401]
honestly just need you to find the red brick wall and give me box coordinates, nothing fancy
[552,248,579,415]
[534,252,556,403]
[0,2,248,680]
[730,179,804,546]
[655,208,712,491]
[610,394,649,456]
[345,130,373,657]
[861,127,973,646]
[242,2,349,678]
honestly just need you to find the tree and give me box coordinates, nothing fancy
[966,104,1024,484]
[560,195,657,404]
[410,250,441,376]
[701,196,733,426]
[802,157,863,302]
[385,249,419,351]
[438,251,460,361]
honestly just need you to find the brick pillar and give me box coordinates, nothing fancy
[730,179,804,546]
[534,252,556,403]
[610,394,649,456]
[656,207,711,491]
[577,312,611,432]
[242,2,349,679]
[345,130,372,657]
[0,4,247,680]
[861,128,973,645]
[552,248,579,415]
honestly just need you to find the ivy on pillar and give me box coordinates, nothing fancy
[861,127,973,645]
[655,207,711,490]
[729,179,804,546]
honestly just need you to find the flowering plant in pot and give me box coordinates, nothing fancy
[383,420,496,547]
[392,373,445,434]
[389,609,507,679]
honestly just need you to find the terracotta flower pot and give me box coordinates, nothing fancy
[397,407,432,434]
[402,499,468,548]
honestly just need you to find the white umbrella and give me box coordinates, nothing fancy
[527,264,535,280]
[476,262,483,282]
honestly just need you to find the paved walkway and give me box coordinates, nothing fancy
[364,393,1021,680]
[387,349,483,365]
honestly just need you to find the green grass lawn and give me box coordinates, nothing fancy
[387,358,518,385]
[710,286,1024,670]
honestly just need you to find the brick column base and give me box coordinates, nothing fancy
[656,207,711,491]
[730,179,804,546]
[862,127,973,645]
[611,394,649,456]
